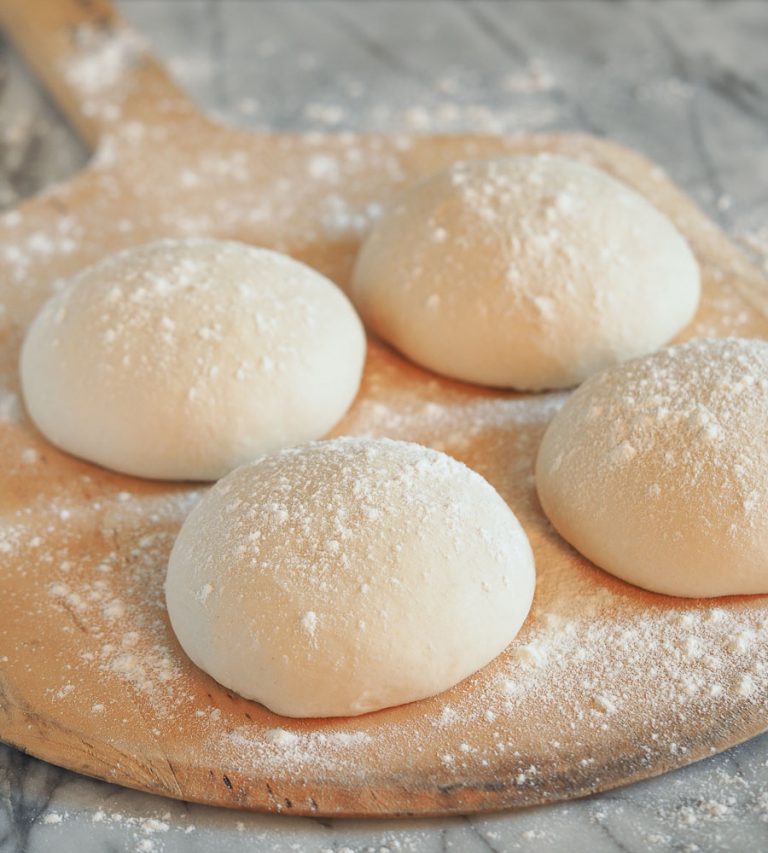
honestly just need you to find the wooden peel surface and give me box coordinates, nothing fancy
[1,0,768,816]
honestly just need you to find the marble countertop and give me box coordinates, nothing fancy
[1,1,768,850]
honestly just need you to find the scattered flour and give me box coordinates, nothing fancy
[0,15,767,820]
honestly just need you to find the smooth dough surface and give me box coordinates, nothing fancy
[536,338,768,598]
[351,154,700,390]
[165,437,536,718]
[20,239,365,481]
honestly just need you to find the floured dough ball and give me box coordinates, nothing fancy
[536,338,768,597]
[166,437,535,717]
[20,239,365,480]
[351,154,700,390]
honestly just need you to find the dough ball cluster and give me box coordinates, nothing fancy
[165,437,535,718]
[352,154,700,390]
[536,338,768,598]
[21,239,365,481]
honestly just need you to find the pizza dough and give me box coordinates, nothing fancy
[536,338,768,598]
[351,154,700,390]
[20,239,365,481]
[165,437,535,718]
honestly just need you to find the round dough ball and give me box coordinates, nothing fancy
[20,239,365,481]
[351,154,700,390]
[165,437,535,717]
[536,338,768,598]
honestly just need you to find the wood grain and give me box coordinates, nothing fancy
[1,0,768,817]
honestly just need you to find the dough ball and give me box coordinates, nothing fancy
[536,338,768,598]
[20,239,365,481]
[351,155,700,390]
[165,437,535,717]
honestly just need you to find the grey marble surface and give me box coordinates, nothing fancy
[1,1,768,850]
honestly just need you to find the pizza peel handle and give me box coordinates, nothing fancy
[0,0,201,148]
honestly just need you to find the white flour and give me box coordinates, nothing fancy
[0,13,767,821]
